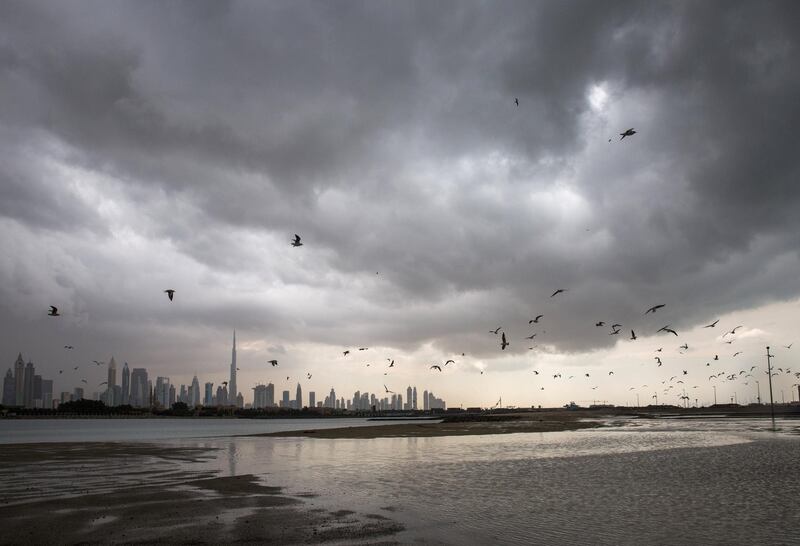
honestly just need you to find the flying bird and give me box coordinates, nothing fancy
[733,352,742,357]
[645,304,665,315]
[550,289,567,298]
[703,320,719,328]
[529,315,543,324]
[655,348,663,352]
[525,334,537,340]
[724,325,743,337]
[384,385,394,394]
[680,344,689,350]
[609,329,621,336]
[268,360,278,367]
[48,306,60,316]
[501,332,509,350]
[785,344,793,349]
[291,234,303,247]
[655,357,662,366]
[444,360,455,366]
[164,289,175,301]
[343,350,350,356]
[595,321,605,327]
[430,365,442,372]
[81,379,87,384]
[630,330,637,341]
[358,347,368,351]
[658,325,678,336]
[490,327,503,334]
[514,97,519,107]
[64,346,74,350]
[619,128,636,140]
[388,359,395,367]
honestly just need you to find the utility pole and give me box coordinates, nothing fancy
[756,381,761,405]
[713,385,717,405]
[766,346,775,431]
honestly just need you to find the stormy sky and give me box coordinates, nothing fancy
[2,0,799,407]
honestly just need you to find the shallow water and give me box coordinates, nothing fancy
[3,417,800,545]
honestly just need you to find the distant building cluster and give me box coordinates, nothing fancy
[3,331,446,412]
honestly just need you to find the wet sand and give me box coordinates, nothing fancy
[256,411,602,439]
[0,443,403,545]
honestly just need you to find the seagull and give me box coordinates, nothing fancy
[343,350,350,356]
[703,319,719,328]
[73,366,79,370]
[358,347,368,351]
[714,355,719,361]
[619,128,636,140]
[655,357,662,366]
[384,385,394,394]
[307,373,312,379]
[595,321,605,327]
[655,348,663,352]
[525,334,537,340]
[785,344,793,349]
[48,306,60,316]
[585,373,590,377]
[58,370,63,374]
[608,371,614,375]
[658,325,678,336]
[682,370,688,375]
[164,289,175,301]
[291,234,303,247]
[645,304,665,315]
[611,324,622,330]
[501,332,509,350]
[529,315,543,324]
[64,346,74,350]
[490,327,503,334]
[444,360,455,366]
[630,330,637,341]
[514,97,519,107]
[268,360,278,367]
[609,329,620,336]
[679,343,689,350]
[733,352,742,357]
[533,370,540,375]
[430,365,442,372]
[724,325,743,337]
[550,289,567,298]
[388,360,395,367]
[222,381,228,387]
[93,360,104,366]
[81,379,87,383]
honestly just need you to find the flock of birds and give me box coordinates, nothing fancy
[41,111,798,406]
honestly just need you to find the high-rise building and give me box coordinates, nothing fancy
[266,383,275,407]
[406,386,412,410]
[204,382,214,406]
[130,368,149,408]
[253,385,268,408]
[295,383,303,409]
[423,390,429,411]
[33,375,42,408]
[121,363,130,405]
[329,388,336,408]
[179,384,188,403]
[282,390,290,408]
[74,387,84,400]
[168,384,176,406]
[107,357,117,407]
[41,379,53,409]
[309,391,316,408]
[229,330,238,408]
[236,392,243,408]
[412,386,417,410]
[2,368,14,406]
[23,361,35,408]
[190,375,200,406]
[155,377,170,407]
[14,354,24,406]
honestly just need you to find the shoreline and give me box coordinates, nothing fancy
[252,411,603,439]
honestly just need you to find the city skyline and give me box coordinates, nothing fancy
[0,1,798,410]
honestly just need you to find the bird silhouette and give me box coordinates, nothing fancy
[724,325,743,337]
[704,319,719,328]
[785,344,793,349]
[384,385,394,394]
[291,234,303,247]
[619,128,636,140]
[358,347,368,351]
[430,365,442,372]
[444,360,455,366]
[268,360,278,366]
[514,97,519,106]
[645,304,665,314]
[595,321,605,327]
[529,315,543,324]
[525,334,537,340]
[550,289,567,298]
[658,325,678,336]
[48,306,60,316]
[164,289,175,301]
[64,346,74,349]
[388,360,395,367]
[680,343,689,350]
[630,330,637,340]
[343,350,350,356]
[733,352,742,357]
[490,327,502,334]
[655,357,662,366]
[501,332,509,350]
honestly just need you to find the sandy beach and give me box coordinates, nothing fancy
[255,411,602,439]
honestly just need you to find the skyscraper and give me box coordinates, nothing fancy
[33,374,42,408]
[204,382,214,406]
[423,390,429,410]
[309,391,316,408]
[121,362,130,405]
[229,330,237,407]
[295,383,302,409]
[3,368,15,406]
[74,387,84,400]
[190,375,200,406]
[41,379,53,409]
[329,388,336,408]
[412,386,417,410]
[23,361,35,408]
[406,386,412,410]
[130,368,148,407]
[282,390,290,407]
[155,376,170,407]
[107,357,117,407]
[266,383,274,407]
[14,354,24,406]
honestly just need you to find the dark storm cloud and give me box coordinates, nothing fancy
[1,0,799,380]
